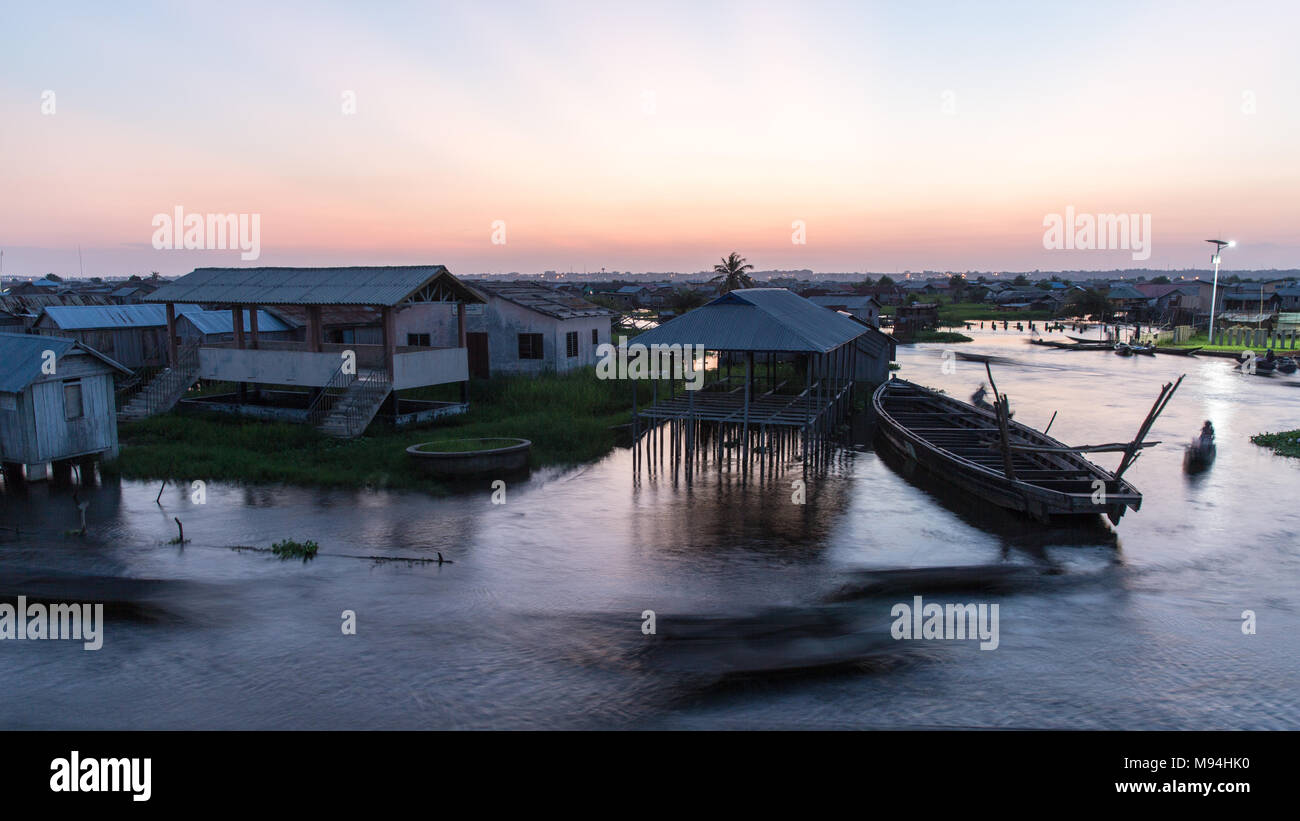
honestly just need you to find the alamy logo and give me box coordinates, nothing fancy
[50,751,151,801]
[0,596,103,650]
[152,206,261,260]
[890,595,999,650]
[596,339,705,391]
[1042,205,1151,261]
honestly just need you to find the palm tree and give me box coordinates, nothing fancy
[709,252,756,294]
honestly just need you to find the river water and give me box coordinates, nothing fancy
[2,331,1298,729]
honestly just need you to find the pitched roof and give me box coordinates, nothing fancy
[37,303,202,330]
[468,281,616,319]
[0,332,129,393]
[177,309,292,335]
[1106,284,1147,300]
[806,295,880,309]
[145,266,483,306]
[632,288,870,353]
[1135,282,1197,298]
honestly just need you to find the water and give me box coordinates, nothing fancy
[2,331,1298,729]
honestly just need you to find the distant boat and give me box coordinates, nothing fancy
[1116,342,1154,356]
[1184,429,1216,473]
[1153,346,1202,356]
[873,378,1155,524]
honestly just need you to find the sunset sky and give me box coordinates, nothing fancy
[2,0,1297,276]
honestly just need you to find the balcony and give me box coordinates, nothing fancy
[198,341,468,389]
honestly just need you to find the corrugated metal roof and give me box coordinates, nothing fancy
[177,309,292,335]
[469,281,617,320]
[632,289,869,353]
[144,266,480,306]
[1106,284,1147,300]
[37,303,203,330]
[807,295,879,309]
[0,332,128,393]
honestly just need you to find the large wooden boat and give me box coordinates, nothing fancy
[872,377,1179,524]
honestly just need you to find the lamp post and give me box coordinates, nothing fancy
[1206,239,1235,344]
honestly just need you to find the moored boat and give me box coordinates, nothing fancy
[872,377,1174,524]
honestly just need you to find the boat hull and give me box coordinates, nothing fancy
[873,379,1142,524]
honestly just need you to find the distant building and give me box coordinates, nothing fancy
[461,281,616,378]
[807,295,882,327]
[175,309,294,345]
[33,304,198,369]
[0,332,130,483]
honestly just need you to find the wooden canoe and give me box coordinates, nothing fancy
[872,378,1143,524]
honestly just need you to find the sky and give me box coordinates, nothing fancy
[1,0,1297,277]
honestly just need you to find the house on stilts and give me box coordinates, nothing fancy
[137,266,486,437]
[625,288,895,479]
[0,332,131,484]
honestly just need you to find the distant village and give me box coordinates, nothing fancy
[3,263,1299,487]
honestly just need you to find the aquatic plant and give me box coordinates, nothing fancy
[270,539,320,560]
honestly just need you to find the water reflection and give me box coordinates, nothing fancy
[1,330,1298,729]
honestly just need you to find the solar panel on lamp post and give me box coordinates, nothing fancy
[1206,239,1235,344]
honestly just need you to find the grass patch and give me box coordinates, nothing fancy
[270,539,320,560]
[107,369,637,493]
[1251,430,1300,459]
[1160,333,1299,355]
[905,330,974,343]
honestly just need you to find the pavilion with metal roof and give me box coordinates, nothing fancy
[626,289,893,477]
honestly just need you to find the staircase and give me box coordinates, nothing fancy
[118,341,201,421]
[313,368,392,439]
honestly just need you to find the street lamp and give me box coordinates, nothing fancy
[1206,238,1235,343]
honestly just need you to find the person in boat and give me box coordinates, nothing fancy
[1199,420,1215,449]
[1265,349,1276,364]
[971,384,1013,418]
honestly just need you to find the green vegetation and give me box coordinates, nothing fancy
[1251,430,1300,459]
[107,369,637,493]
[1159,333,1297,355]
[907,330,974,343]
[271,539,320,560]
[882,299,1054,324]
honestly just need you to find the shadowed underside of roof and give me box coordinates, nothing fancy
[632,288,870,353]
[145,266,482,307]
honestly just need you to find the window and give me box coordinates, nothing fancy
[64,380,83,420]
[591,328,599,345]
[518,333,544,360]
[566,331,579,358]
[406,333,431,347]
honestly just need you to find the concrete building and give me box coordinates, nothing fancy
[141,266,486,437]
[0,332,130,483]
[461,281,616,377]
